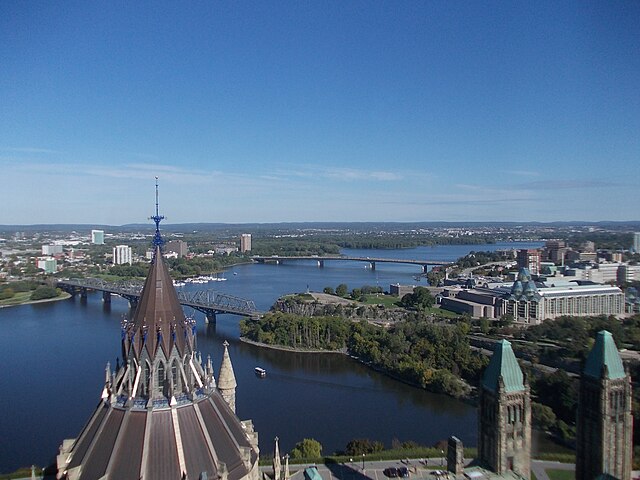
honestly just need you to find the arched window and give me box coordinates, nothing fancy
[144,361,151,396]
[172,359,179,392]
[157,362,165,394]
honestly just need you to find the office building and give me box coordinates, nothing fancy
[91,230,104,245]
[634,232,640,253]
[112,245,132,265]
[516,249,540,276]
[240,233,252,253]
[165,240,188,258]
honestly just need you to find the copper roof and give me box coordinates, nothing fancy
[127,246,191,360]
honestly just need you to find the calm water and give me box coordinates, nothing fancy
[0,242,543,472]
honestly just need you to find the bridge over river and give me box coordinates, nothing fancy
[57,278,262,322]
[252,255,451,272]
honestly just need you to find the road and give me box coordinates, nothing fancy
[261,458,577,480]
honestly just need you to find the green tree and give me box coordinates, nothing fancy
[426,270,445,287]
[335,284,348,297]
[479,317,490,335]
[323,286,334,295]
[531,402,557,430]
[30,285,58,301]
[0,287,15,300]
[345,438,384,455]
[290,438,323,459]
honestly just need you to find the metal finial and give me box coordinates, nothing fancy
[150,176,165,248]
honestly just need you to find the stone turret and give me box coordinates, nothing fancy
[478,339,531,479]
[576,330,633,480]
[218,340,237,413]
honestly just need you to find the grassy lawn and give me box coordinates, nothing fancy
[360,294,401,307]
[546,469,574,480]
[0,291,33,306]
[425,306,460,318]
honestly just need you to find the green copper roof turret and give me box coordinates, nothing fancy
[583,330,626,380]
[482,339,524,393]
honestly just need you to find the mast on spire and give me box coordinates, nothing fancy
[150,176,165,248]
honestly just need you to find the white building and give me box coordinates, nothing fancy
[112,245,132,265]
[634,232,640,253]
[42,244,63,255]
[91,229,105,245]
[240,233,252,253]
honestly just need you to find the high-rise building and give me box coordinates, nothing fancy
[576,331,633,480]
[91,229,104,245]
[165,239,188,258]
[240,233,252,253]
[516,249,541,276]
[633,232,640,253]
[544,240,567,265]
[478,339,531,479]
[112,245,132,265]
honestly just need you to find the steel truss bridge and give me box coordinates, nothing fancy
[57,278,262,321]
[252,255,451,272]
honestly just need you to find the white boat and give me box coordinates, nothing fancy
[254,367,266,377]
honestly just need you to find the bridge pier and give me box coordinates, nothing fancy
[369,261,376,271]
[205,313,217,325]
[102,291,111,304]
[422,265,429,273]
[80,287,88,300]
[317,260,324,268]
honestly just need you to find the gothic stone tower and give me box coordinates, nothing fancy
[478,339,531,479]
[576,330,633,480]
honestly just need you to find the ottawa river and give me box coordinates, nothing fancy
[0,242,549,473]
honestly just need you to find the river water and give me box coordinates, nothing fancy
[0,242,544,473]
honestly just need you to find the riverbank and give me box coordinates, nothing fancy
[0,292,71,309]
[240,336,347,354]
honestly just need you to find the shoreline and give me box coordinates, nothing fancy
[0,292,72,309]
[239,337,347,354]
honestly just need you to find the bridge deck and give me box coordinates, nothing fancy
[57,278,261,317]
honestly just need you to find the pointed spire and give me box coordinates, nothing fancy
[150,176,165,249]
[273,437,282,480]
[218,341,237,412]
[283,454,290,480]
[218,341,237,390]
[206,354,216,388]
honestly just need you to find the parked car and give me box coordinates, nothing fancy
[384,467,399,478]
[398,467,409,477]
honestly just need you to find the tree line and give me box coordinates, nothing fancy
[240,314,487,398]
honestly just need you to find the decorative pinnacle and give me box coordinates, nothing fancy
[150,176,165,248]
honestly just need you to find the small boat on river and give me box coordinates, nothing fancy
[254,367,266,377]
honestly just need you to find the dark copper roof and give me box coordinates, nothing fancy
[129,246,190,359]
[62,397,258,480]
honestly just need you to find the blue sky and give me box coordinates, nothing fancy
[1,1,639,224]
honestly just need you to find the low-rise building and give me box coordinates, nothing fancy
[439,269,625,325]
[389,284,416,297]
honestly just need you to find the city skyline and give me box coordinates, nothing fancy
[1,2,639,224]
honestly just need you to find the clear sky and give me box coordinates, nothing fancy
[1,1,639,225]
